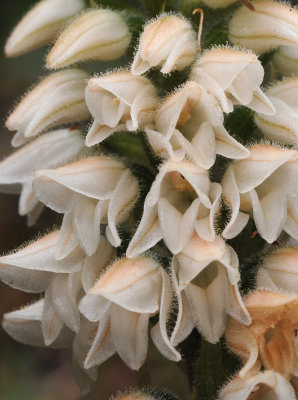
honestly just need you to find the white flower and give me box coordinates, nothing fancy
[79,256,181,371]
[0,228,115,330]
[34,156,139,256]
[0,230,85,293]
[190,47,275,114]
[2,300,98,394]
[222,144,298,243]
[228,0,298,54]
[220,370,296,400]
[0,128,84,225]
[46,9,131,69]
[146,81,249,169]
[85,71,159,146]
[171,234,250,344]
[6,69,90,147]
[4,0,85,57]
[127,159,221,258]
[273,46,298,76]
[131,14,197,75]
[254,77,298,146]
[257,246,298,293]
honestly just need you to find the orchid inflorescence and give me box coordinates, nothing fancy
[2,0,298,399]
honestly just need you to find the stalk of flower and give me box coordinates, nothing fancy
[46,9,132,69]
[225,290,298,379]
[222,143,298,243]
[146,81,249,170]
[126,159,221,258]
[6,69,90,147]
[257,246,298,293]
[131,13,197,75]
[190,47,275,115]
[79,256,181,371]
[85,71,159,146]
[0,128,84,225]
[33,156,139,257]
[170,233,250,345]
[219,369,297,400]
[4,0,85,57]
[228,0,298,54]
[273,47,298,76]
[254,77,298,146]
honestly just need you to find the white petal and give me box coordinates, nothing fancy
[151,269,181,361]
[84,312,115,369]
[48,272,82,332]
[3,299,45,346]
[126,205,162,258]
[110,304,149,370]
[42,289,64,345]
[214,126,250,160]
[106,169,139,247]
[85,121,127,147]
[249,188,287,243]
[56,213,80,260]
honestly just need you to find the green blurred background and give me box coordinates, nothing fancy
[0,1,188,399]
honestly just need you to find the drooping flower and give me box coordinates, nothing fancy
[131,14,197,75]
[126,159,221,258]
[79,256,181,371]
[4,0,85,57]
[6,69,90,147]
[222,144,298,243]
[225,290,298,378]
[170,234,250,344]
[85,71,159,146]
[254,77,298,146]
[190,47,275,114]
[0,128,84,225]
[34,156,139,256]
[257,246,298,293]
[220,370,296,400]
[146,81,249,169]
[46,9,131,69]
[228,1,298,54]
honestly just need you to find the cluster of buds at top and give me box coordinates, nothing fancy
[2,0,298,398]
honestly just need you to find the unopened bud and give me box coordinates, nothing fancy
[112,389,180,400]
[228,0,298,54]
[131,13,197,75]
[6,69,90,146]
[46,9,131,70]
[5,0,85,57]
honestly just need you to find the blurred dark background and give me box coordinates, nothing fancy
[0,1,188,399]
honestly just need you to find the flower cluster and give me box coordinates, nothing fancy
[2,0,298,398]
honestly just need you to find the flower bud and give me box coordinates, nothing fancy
[46,9,131,70]
[85,71,159,146]
[6,69,90,146]
[273,46,298,76]
[5,0,85,57]
[131,14,197,75]
[228,1,298,54]
[200,0,237,7]
[254,77,298,146]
